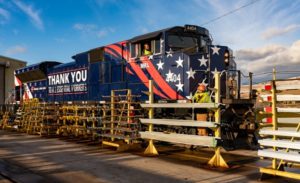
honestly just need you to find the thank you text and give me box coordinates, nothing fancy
[48,69,87,95]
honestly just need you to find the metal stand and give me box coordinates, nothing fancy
[208,72,229,168]
[144,80,158,155]
[101,89,141,150]
[259,68,300,180]
[141,75,229,168]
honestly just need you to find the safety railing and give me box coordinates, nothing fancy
[258,69,300,180]
[139,72,229,168]
[57,104,101,138]
[100,89,141,150]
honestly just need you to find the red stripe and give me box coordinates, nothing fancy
[142,57,184,99]
[126,67,134,75]
[107,45,122,54]
[104,48,119,58]
[128,60,168,99]
[108,46,168,99]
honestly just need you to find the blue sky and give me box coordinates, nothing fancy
[1,0,300,78]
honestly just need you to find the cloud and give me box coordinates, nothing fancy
[185,0,300,50]
[0,7,10,24]
[73,23,114,38]
[73,23,97,32]
[262,24,300,40]
[235,44,286,61]
[13,0,43,30]
[236,40,300,76]
[54,38,66,43]
[4,45,27,55]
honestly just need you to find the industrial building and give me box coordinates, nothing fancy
[0,55,26,104]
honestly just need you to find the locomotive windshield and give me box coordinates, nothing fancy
[167,34,209,54]
[168,35,198,50]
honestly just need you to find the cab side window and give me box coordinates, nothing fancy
[130,37,161,58]
[142,42,152,56]
[130,43,141,58]
[151,39,161,54]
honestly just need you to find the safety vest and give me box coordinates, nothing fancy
[144,49,152,56]
[193,91,211,103]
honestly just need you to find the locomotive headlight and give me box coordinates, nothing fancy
[224,50,230,65]
[230,89,236,97]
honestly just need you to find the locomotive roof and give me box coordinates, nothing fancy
[130,25,210,43]
[15,61,61,83]
[72,25,210,59]
[51,61,77,69]
[15,61,61,74]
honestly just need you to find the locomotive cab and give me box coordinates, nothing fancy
[128,25,250,102]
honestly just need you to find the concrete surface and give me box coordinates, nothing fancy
[0,130,298,183]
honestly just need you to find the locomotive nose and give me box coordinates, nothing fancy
[185,53,209,98]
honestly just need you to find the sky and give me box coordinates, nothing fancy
[1,0,300,82]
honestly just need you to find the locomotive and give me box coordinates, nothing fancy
[14,25,257,149]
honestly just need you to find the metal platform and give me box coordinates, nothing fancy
[258,150,300,163]
[276,85,300,91]
[259,129,300,138]
[261,94,300,102]
[140,118,217,128]
[262,117,300,124]
[141,103,219,109]
[264,107,300,113]
[258,139,300,150]
[140,131,217,147]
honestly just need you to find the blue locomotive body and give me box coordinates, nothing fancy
[15,25,237,103]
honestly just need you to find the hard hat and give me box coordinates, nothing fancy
[197,84,206,92]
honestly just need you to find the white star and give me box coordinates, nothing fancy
[148,55,153,60]
[166,48,173,58]
[211,68,219,78]
[175,56,183,68]
[211,46,220,55]
[176,81,184,92]
[156,60,164,70]
[198,56,208,67]
[199,78,208,87]
[186,67,196,79]
[165,70,173,81]
[186,92,193,100]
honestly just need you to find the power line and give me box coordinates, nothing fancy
[201,0,261,26]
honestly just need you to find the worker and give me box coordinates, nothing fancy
[143,43,152,56]
[193,84,211,103]
[193,84,211,136]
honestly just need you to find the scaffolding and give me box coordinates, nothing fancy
[100,89,142,149]
[258,69,300,180]
[12,99,39,132]
[57,104,101,139]
[140,73,228,168]
[41,103,60,136]
[0,111,10,129]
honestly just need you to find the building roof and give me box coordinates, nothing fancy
[0,55,27,65]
